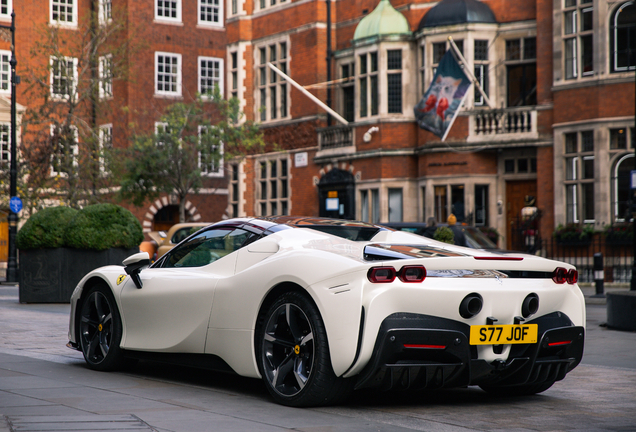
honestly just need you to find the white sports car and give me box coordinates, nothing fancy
[68,216,585,407]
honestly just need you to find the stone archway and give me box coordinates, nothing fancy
[318,168,355,220]
[142,197,202,233]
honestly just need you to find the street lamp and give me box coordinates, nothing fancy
[0,11,19,283]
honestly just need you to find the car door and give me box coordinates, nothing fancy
[118,225,258,353]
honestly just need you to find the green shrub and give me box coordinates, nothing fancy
[434,226,454,244]
[64,204,144,250]
[16,206,79,249]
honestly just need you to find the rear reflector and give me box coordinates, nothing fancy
[403,344,446,349]
[367,266,396,283]
[548,341,572,347]
[474,256,524,261]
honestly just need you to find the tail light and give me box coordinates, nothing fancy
[552,267,567,284]
[398,265,426,283]
[367,266,396,283]
[553,267,578,284]
[567,269,578,284]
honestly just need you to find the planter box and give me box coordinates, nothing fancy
[18,247,138,303]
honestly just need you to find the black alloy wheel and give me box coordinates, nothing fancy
[79,283,126,371]
[256,291,352,407]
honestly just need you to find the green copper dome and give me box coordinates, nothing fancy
[353,0,411,41]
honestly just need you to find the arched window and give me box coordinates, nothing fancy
[610,2,636,72]
[612,154,635,221]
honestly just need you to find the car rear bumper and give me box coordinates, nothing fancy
[354,312,584,391]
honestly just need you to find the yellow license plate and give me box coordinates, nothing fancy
[469,324,538,345]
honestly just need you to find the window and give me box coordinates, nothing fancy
[198,126,223,177]
[419,44,426,96]
[451,185,465,223]
[505,37,536,106]
[155,52,181,96]
[563,0,594,79]
[611,2,636,72]
[199,56,223,97]
[229,163,240,217]
[434,185,448,223]
[257,157,289,216]
[564,130,595,223]
[611,127,636,221]
[256,41,289,122]
[358,52,378,118]
[0,51,9,93]
[231,0,238,15]
[474,40,489,105]
[98,0,112,24]
[50,56,77,99]
[0,123,9,170]
[51,0,77,26]
[50,124,78,177]
[160,227,257,268]
[156,0,181,22]
[0,1,11,19]
[99,55,113,98]
[199,0,222,26]
[230,52,238,99]
[475,185,489,226]
[257,0,287,11]
[99,124,112,174]
[360,189,380,223]
[387,50,402,114]
[339,62,355,122]
[388,188,403,222]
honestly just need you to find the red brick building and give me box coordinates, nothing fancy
[1,0,635,250]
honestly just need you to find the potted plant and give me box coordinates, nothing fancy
[17,204,144,303]
[552,223,594,246]
[434,226,454,244]
[604,223,633,245]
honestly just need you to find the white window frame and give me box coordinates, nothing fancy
[198,126,224,177]
[99,123,113,174]
[612,1,635,72]
[99,54,113,99]
[0,50,10,94]
[256,0,288,12]
[0,0,12,19]
[198,0,223,27]
[155,52,182,97]
[98,0,112,25]
[155,0,182,24]
[0,122,9,169]
[198,56,224,97]
[255,39,290,123]
[256,156,290,216]
[50,0,78,27]
[50,124,79,177]
[50,56,78,100]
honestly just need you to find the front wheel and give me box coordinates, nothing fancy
[78,283,127,371]
[256,291,352,407]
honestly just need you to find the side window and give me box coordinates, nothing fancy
[160,227,256,268]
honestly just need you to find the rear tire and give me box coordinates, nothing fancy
[255,291,352,407]
[480,380,555,397]
[78,283,127,371]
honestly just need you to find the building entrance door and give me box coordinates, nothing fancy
[318,168,355,220]
[506,180,537,250]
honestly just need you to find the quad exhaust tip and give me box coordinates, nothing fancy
[459,293,483,319]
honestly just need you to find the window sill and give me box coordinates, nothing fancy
[153,19,184,26]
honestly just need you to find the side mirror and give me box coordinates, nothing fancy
[123,252,150,289]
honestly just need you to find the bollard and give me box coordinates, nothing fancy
[593,252,605,297]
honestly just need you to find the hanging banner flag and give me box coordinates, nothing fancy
[414,50,471,141]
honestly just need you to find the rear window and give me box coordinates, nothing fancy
[306,226,382,241]
[364,244,467,261]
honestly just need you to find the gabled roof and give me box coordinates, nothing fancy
[418,0,497,30]
[353,0,411,41]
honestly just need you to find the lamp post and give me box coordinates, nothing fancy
[0,12,18,283]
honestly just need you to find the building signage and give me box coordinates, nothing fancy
[295,152,308,168]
